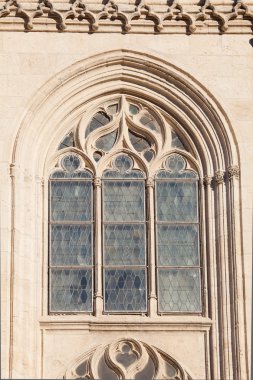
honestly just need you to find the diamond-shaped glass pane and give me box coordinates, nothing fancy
[51,181,92,221]
[50,170,92,179]
[103,181,145,222]
[158,269,201,312]
[139,114,159,132]
[104,224,145,265]
[104,269,146,311]
[171,131,187,151]
[62,155,80,172]
[50,269,92,312]
[157,225,199,266]
[96,131,117,151]
[156,181,197,222]
[51,225,92,266]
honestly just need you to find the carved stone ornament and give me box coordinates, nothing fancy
[215,170,225,185]
[228,165,240,180]
[64,338,192,379]
[0,0,252,33]
[203,175,212,187]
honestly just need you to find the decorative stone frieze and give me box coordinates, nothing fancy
[228,165,240,180]
[0,0,252,33]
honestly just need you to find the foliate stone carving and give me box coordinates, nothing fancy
[64,338,192,379]
[146,177,155,187]
[215,170,225,185]
[203,175,212,187]
[0,0,252,33]
[228,165,240,180]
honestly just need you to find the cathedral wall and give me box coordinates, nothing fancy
[0,30,252,378]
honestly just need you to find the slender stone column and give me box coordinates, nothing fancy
[227,165,248,380]
[146,177,157,317]
[215,170,232,379]
[93,177,103,316]
[203,175,220,380]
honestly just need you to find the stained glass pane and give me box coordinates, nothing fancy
[62,155,80,172]
[171,131,186,151]
[51,225,92,266]
[58,132,74,150]
[104,269,146,311]
[158,269,201,312]
[156,181,197,222]
[129,131,150,152]
[140,115,158,131]
[85,112,110,137]
[157,225,199,266]
[50,170,92,179]
[144,150,154,162]
[50,269,92,311]
[104,224,145,265]
[96,131,117,151]
[103,181,145,222]
[51,181,92,221]
[129,104,139,115]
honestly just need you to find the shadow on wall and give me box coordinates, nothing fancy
[249,38,253,47]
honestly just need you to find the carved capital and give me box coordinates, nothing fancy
[203,175,212,187]
[215,170,225,185]
[146,177,154,188]
[227,165,240,180]
[93,177,102,187]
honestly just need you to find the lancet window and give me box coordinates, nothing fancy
[48,95,202,314]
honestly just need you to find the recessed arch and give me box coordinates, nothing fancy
[11,49,239,179]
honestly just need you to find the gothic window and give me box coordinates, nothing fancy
[49,95,202,314]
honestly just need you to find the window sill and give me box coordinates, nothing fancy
[39,314,212,331]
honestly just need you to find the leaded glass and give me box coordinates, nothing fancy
[139,114,158,131]
[50,269,92,311]
[62,154,80,172]
[104,224,145,265]
[50,169,93,179]
[104,269,146,311]
[51,225,92,266]
[129,104,139,115]
[85,112,110,137]
[93,151,102,162]
[50,181,92,221]
[144,150,154,162]
[171,131,187,151]
[156,181,197,222]
[157,225,199,266]
[58,132,74,150]
[129,131,150,152]
[95,131,117,151]
[103,181,145,222]
[158,269,201,312]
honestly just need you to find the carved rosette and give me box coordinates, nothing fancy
[227,165,240,180]
[64,338,192,380]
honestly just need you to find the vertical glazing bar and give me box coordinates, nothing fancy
[94,177,103,316]
[146,177,157,317]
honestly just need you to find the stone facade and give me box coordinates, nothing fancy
[0,1,252,379]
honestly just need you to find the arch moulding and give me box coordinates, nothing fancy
[9,49,248,380]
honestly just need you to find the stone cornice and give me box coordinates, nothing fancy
[0,0,252,33]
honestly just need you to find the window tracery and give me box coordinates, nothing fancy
[64,338,192,380]
[49,95,201,314]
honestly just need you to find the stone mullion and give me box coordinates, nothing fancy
[146,177,157,317]
[94,177,103,316]
[227,166,248,380]
[215,171,232,379]
[203,175,220,380]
